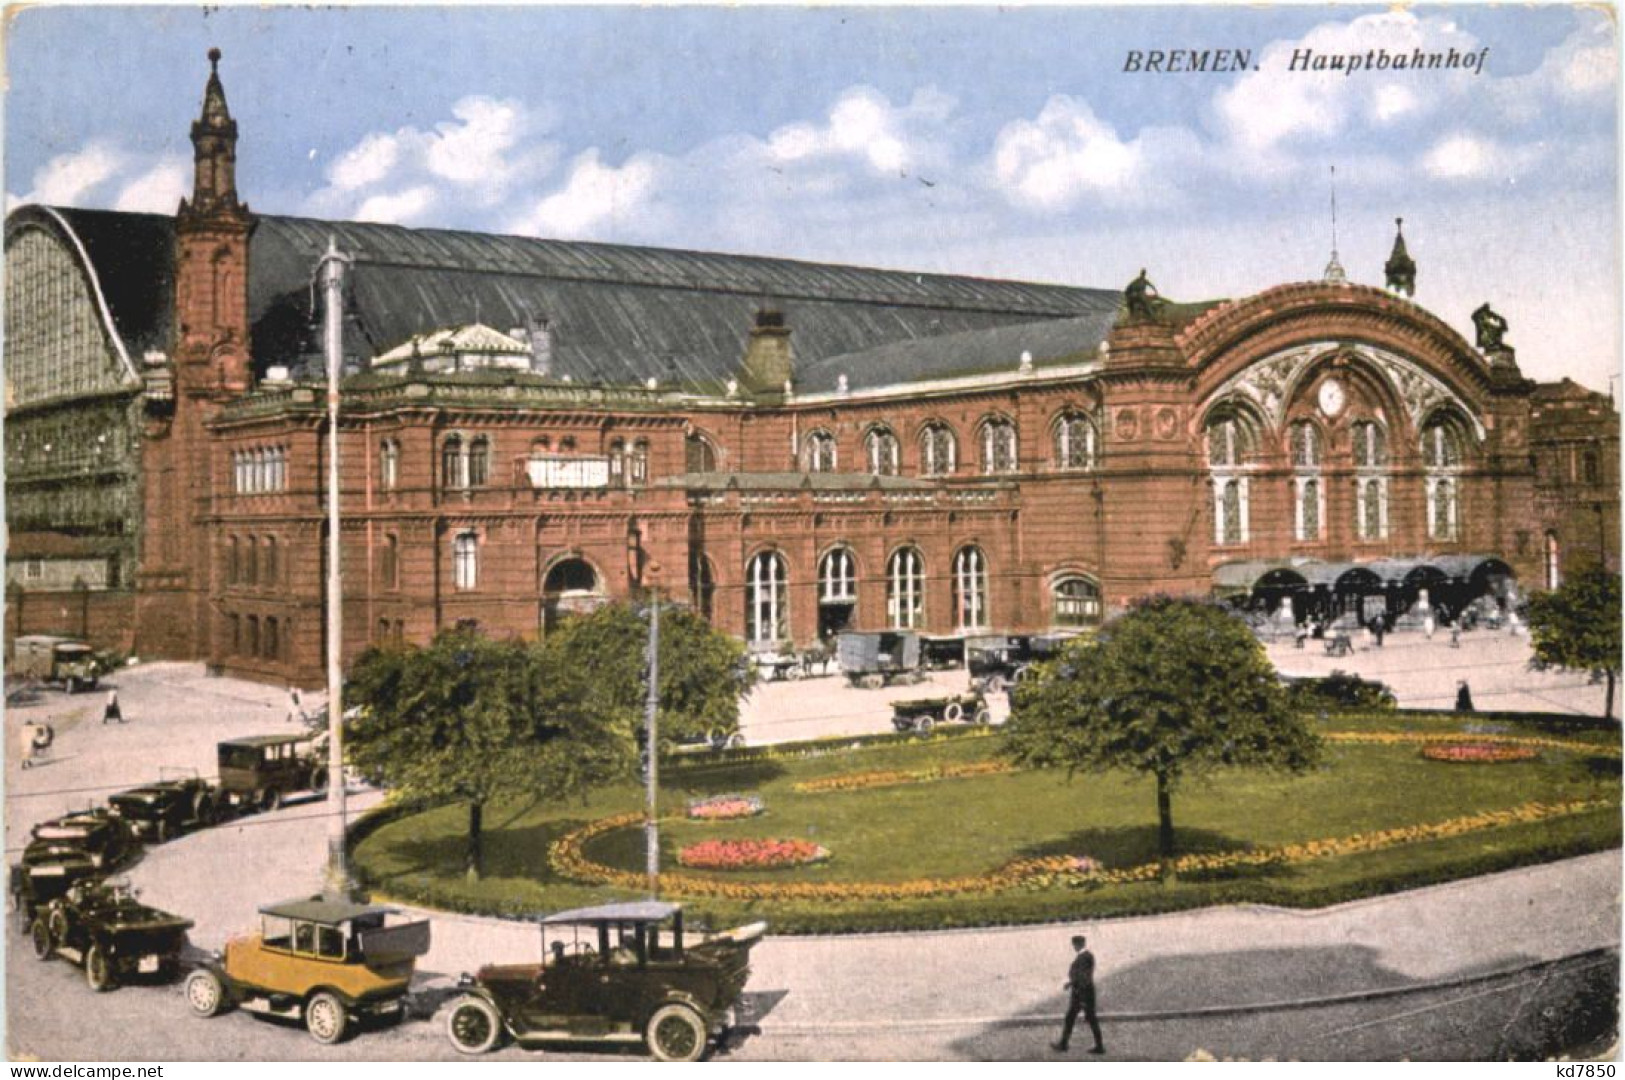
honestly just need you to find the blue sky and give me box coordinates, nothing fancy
[5,4,1618,392]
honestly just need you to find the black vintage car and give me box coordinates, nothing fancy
[107,768,220,842]
[8,854,99,929]
[26,809,136,871]
[216,734,329,813]
[30,879,193,991]
[445,901,764,1062]
[965,633,1073,693]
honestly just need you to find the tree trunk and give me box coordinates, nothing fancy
[466,800,484,882]
[1155,767,1175,881]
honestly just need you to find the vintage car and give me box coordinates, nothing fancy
[9,853,99,929]
[445,901,764,1062]
[107,768,220,842]
[890,692,990,733]
[26,808,136,871]
[11,634,100,693]
[216,734,329,813]
[965,633,1072,693]
[836,631,925,689]
[30,878,193,991]
[185,897,431,1044]
[660,727,747,757]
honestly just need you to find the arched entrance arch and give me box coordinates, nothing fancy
[541,556,604,632]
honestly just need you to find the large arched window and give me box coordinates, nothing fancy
[980,417,1017,474]
[953,546,989,631]
[630,440,650,485]
[1352,420,1388,541]
[379,439,400,491]
[607,439,625,486]
[1053,575,1102,627]
[919,422,956,477]
[686,433,719,474]
[819,547,857,604]
[1054,411,1098,470]
[745,551,788,645]
[1289,420,1323,542]
[1206,410,1257,546]
[1422,414,1468,540]
[804,431,837,473]
[886,547,925,629]
[453,530,479,590]
[865,427,899,476]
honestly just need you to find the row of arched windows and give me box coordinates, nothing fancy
[802,411,1099,477]
[380,435,655,492]
[733,547,1101,644]
[225,611,286,662]
[225,534,281,587]
[1207,410,1470,546]
[232,446,287,494]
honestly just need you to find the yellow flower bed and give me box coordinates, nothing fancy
[1325,731,1620,757]
[548,798,1614,903]
[791,759,1015,794]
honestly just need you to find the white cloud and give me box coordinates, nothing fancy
[328,133,402,191]
[991,96,1150,211]
[112,156,188,213]
[1420,133,1545,183]
[509,150,661,238]
[354,185,439,225]
[23,142,125,206]
[306,96,558,220]
[766,86,952,177]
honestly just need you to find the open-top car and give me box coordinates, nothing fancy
[216,735,329,813]
[445,901,764,1062]
[27,808,135,871]
[185,897,431,1044]
[107,768,220,842]
[30,878,193,991]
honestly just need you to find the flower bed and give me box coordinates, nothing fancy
[548,798,1612,902]
[1325,731,1617,757]
[1420,742,1540,764]
[686,794,764,820]
[677,838,829,871]
[792,759,1014,794]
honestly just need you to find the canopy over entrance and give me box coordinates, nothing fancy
[1215,554,1518,628]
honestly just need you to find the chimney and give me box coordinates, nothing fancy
[527,315,554,376]
[740,307,793,393]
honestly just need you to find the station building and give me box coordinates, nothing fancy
[5,54,1618,685]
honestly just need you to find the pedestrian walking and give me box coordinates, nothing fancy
[1053,934,1105,1055]
[101,689,123,724]
[1450,625,1461,648]
[287,687,307,725]
[1455,680,1475,712]
[1423,613,1436,639]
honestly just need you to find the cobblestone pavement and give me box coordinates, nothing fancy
[4,652,1619,1060]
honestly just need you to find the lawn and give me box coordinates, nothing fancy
[351,713,1621,933]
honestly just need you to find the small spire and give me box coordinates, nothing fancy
[1322,165,1347,284]
[1385,216,1417,296]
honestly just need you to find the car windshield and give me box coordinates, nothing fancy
[219,745,260,770]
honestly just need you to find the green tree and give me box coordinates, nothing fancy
[1527,566,1622,720]
[1003,597,1321,874]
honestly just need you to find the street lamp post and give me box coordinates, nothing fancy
[644,590,660,898]
[317,236,355,899]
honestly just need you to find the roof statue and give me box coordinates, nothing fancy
[1123,268,1164,323]
[1385,217,1417,297]
[1472,302,1509,351]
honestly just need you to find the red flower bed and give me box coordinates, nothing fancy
[1421,742,1540,764]
[676,838,829,871]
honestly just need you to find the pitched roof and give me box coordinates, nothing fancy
[22,206,1116,391]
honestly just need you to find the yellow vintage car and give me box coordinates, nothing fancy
[184,897,430,1044]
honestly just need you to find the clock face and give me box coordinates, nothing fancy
[1318,378,1346,417]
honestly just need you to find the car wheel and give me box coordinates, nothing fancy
[263,789,283,813]
[47,907,70,944]
[185,969,229,1017]
[304,991,349,1045]
[156,819,171,844]
[646,1002,707,1062]
[193,790,217,827]
[916,716,935,735]
[310,768,329,797]
[66,677,79,695]
[725,733,746,750]
[943,701,964,723]
[446,995,503,1055]
[85,943,114,992]
[974,707,992,726]
[30,917,54,960]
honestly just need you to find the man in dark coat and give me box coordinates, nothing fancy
[1053,934,1105,1055]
